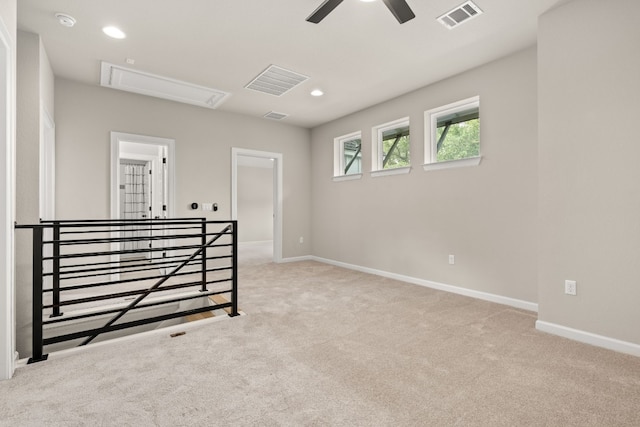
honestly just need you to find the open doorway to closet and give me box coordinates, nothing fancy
[231,148,283,264]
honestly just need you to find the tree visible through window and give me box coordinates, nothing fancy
[436,113,479,162]
[373,118,410,172]
[382,126,410,169]
[425,96,480,166]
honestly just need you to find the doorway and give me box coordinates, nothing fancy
[231,148,283,263]
[110,132,175,269]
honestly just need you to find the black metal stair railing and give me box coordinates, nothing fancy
[15,218,239,364]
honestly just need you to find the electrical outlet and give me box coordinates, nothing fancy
[448,254,455,265]
[564,280,577,296]
[299,236,304,244]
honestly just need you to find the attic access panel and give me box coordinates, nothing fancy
[100,62,230,109]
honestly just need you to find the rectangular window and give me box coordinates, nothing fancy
[424,96,481,170]
[372,118,411,175]
[334,131,362,179]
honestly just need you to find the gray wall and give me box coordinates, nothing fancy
[538,0,640,344]
[15,31,55,357]
[310,47,538,304]
[54,78,311,257]
[238,165,274,242]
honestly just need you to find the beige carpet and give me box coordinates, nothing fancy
[1,260,639,426]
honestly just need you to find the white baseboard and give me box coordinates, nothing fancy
[535,320,640,357]
[279,255,313,263]
[310,256,538,312]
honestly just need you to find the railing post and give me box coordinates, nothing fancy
[51,221,62,317]
[230,221,239,317]
[28,227,48,363]
[200,219,207,292]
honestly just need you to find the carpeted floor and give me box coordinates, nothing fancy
[1,258,639,426]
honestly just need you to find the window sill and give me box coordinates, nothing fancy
[422,156,481,172]
[371,166,411,178]
[332,173,363,182]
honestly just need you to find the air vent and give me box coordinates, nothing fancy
[437,1,483,29]
[100,62,230,109]
[263,111,289,121]
[245,65,309,97]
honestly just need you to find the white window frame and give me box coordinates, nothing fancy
[423,96,481,171]
[371,117,411,178]
[333,131,363,182]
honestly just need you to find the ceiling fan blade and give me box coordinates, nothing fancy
[381,0,416,24]
[306,0,344,23]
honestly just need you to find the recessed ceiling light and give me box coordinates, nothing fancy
[55,13,76,28]
[311,89,324,97]
[103,26,126,39]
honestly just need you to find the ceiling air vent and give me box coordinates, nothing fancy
[437,1,483,29]
[245,65,309,97]
[263,111,289,121]
[100,62,230,109]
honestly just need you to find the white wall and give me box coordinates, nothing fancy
[0,0,16,381]
[14,30,55,359]
[54,78,311,257]
[311,47,538,305]
[537,0,640,346]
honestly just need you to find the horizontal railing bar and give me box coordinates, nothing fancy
[43,301,234,346]
[51,252,196,272]
[45,254,233,280]
[43,243,233,261]
[43,288,233,326]
[54,231,232,246]
[44,278,231,308]
[56,253,232,275]
[44,266,233,293]
[56,225,203,236]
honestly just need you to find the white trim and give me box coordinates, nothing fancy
[332,173,362,182]
[372,117,410,172]
[110,132,176,276]
[333,130,362,177]
[422,156,481,171]
[424,96,480,165]
[536,320,640,357]
[280,255,313,263]
[371,166,411,178]
[0,15,15,380]
[310,256,538,312]
[231,148,283,263]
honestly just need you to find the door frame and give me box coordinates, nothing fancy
[0,15,15,380]
[110,132,175,272]
[231,148,283,263]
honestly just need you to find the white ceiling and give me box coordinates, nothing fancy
[17,0,564,128]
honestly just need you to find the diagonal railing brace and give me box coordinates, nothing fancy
[80,225,232,346]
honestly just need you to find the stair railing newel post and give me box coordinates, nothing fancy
[200,219,207,292]
[52,221,62,317]
[28,226,47,363]
[230,220,239,317]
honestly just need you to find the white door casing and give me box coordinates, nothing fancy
[0,15,16,380]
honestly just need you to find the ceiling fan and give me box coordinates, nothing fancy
[307,0,416,24]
